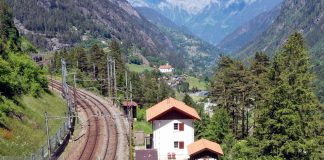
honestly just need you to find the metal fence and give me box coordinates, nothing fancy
[0,120,71,160]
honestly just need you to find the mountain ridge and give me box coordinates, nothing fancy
[7,0,189,67]
[128,0,283,44]
[217,5,280,53]
[135,6,221,73]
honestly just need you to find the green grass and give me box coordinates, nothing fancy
[0,92,67,156]
[174,89,185,101]
[186,76,207,90]
[134,121,152,134]
[126,63,154,73]
[191,95,204,102]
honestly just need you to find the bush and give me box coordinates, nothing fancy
[129,55,142,65]
[136,107,146,121]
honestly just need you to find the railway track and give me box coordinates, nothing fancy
[50,80,118,160]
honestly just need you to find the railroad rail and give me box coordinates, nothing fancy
[50,80,118,160]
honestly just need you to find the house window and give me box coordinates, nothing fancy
[174,141,184,149]
[174,123,178,130]
[173,123,184,131]
[174,141,179,148]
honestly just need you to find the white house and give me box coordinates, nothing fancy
[146,97,201,160]
[159,63,174,73]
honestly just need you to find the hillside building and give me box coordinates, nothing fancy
[159,63,174,73]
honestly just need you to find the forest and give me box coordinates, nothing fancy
[186,33,323,159]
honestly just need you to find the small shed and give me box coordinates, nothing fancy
[188,139,224,160]
[122,101,138,119]
[135,149,158,160]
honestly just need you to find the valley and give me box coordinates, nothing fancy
[0,0,323,159]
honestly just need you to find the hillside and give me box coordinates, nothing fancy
[0,0,67,156]
[217,5,280,53]
[236,0,324,102]
[136,7,221,73]
[7,0,188,68]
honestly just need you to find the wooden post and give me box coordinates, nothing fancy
[45,112,51,157]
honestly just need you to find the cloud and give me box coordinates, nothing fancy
[225,0,238,8]
[163,0,220,14]
[244,0,257,5]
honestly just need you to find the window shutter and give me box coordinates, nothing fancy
[179,123,184,131]
[179,141,184,149]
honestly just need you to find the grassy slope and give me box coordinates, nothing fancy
[186,76,206,90]
[134,121,152,135]
[126,63,154,73]
[0,92,67,156]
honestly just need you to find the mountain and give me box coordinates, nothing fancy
[127,0,283,44]
[136,7,221,73]
[7,0,191,67]
[217,5,280,53]
[237,0,324,58]
[236,0,324,102]
[135,7,180,31]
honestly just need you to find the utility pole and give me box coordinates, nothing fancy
[93,63,96,80]
[107,56,111,98]
[130,81,132,102]
[50,59,53,90]
[125,71,128,102]
[73,73,77,111]
[61,58,72,132]
[110,58,113,100]
[61,58,66,98]
[113,59,117,105]
[45,112,51,157]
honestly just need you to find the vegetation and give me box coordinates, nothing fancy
[195,33,324,159]
[0,93,67,155]
[186,76,207,90]
[0,0,48,126]
[126,63,154,73]
[0,1,63,156]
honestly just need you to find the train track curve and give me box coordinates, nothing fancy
[50,80,128,160]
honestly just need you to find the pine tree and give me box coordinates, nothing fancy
[183,93,196,108]
[109,40,125,88]
[89,44,107,94]
[205,107,232,143]
[250,52,271,131]
[194,108,210,140]
[210,56,254,138]
[77,47,89,73]
[255,33,321,159]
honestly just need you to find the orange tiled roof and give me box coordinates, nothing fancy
[188,139,224,156]
[146,97,201,121]
[159,64,173,69]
